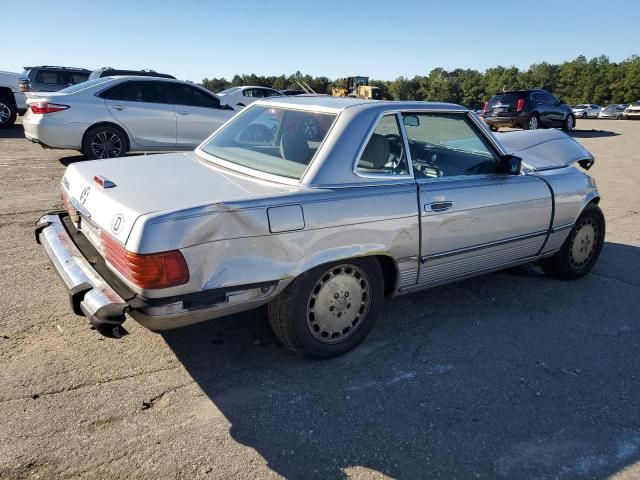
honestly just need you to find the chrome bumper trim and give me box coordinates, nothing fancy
[35,213,129,337]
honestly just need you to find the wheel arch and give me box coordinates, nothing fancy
[81,121,131,154]
[0,87,17,108]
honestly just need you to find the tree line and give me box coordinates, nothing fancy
[201,54,640,108]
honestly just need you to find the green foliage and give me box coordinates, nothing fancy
[200,55,640,106]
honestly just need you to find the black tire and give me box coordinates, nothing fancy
[268,257,384,358]
[581,112,587,119]
[82,125,128,160]
[541,203,605,280]
[525,113,539,130]
[0,95,17,128]
[562,114,576,131]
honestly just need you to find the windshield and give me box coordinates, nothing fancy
[200,105,337,180]
[58,78,112,94]
[219,87,241,95]
[575,104,588,109]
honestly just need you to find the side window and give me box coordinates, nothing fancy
[356,114,409,176]
[35,70,62,84]
[167,84,220,109]
[532,92,544,102]
[402,113,499,178]
[101,81,168,104]
[544,92,558,104]
[67,72,89,85]
[242,89,255,98]
[263,89,280,98]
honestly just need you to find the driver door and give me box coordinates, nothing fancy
[403,112,552,286]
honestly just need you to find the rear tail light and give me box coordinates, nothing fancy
[483,101,489,113]
[100,231,189,289]
[18,79,30,93]
[516,98,525,112]
[60,188,79,222]
[30,102,69,114]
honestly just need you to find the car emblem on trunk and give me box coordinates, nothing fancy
[111,214,124,234]
[79,187,90,205]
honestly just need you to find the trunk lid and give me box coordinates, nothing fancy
[498,129,595,171]
[61,152,295,247]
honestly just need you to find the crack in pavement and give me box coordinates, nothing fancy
[0,364,185,404]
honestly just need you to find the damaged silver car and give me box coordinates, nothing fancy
[35,97,605,357]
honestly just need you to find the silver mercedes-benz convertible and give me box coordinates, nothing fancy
[35,97,605,357]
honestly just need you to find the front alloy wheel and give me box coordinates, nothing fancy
[541,204,605,279]
[528,115,539,130]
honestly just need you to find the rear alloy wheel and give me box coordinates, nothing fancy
[0,98,17,128]
[268,258,384,357]
[83,125,127,160]
[541,204,605,279]
[526,114,539,130]
[563,114,575,131]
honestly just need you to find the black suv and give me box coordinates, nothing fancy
[88,67,175,80]
[483,89,575,131]
[22,66,91,92]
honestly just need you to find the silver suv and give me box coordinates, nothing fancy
[22,66,90,92]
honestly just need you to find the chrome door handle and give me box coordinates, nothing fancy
[112,105,125,111]
[177,111,189,115]
[425,201,453,212]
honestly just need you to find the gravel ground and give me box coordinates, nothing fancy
[0,119,639,480]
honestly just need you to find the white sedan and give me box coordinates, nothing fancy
[572,104,601,119]
[217,85,283,109]
[23,76,236,159]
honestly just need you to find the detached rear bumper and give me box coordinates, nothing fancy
[35,213,129,337]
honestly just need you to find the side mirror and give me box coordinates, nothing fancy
[403,115,420,127]
[501,154,522,175]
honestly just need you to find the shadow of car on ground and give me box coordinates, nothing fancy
[0,124,26,139]
[568,129,620,138]
[162,241,640,479]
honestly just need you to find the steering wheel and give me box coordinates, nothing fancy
[239,123,273,143]
[384,134,407,172]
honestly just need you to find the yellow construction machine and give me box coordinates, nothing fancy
[331,76,382,100]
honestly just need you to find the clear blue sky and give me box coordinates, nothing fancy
[3,0,637,81]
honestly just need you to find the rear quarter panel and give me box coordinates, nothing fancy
[132,184,420,299]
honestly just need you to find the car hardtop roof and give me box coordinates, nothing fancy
[493,89,546,95]
[258,96,467,113]
[24,65,90,71]
[239,85,281,90]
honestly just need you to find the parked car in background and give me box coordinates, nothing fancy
[624,101,640,119]
[598,104,627,119]
[35,97,604,358]
[88,67,175,80]
[22,66,90,92]
[572,104,600,118]
[483,89,575,131]
[217,85,284,109]
[0,70,29,127]
[23,76,234,159]
[280,89,307,96]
